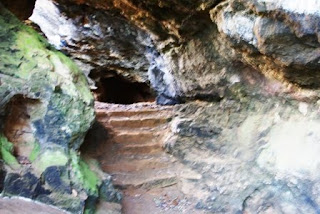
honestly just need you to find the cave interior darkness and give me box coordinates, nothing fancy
[92,73,156,104]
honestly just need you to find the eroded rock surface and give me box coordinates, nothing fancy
[166,97,320,213]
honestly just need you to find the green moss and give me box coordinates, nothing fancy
[79,160,100,193]
[70,152,100,196]
[84,207,94,214]
[14,25,52,79]
[0,7,93,104]
[34,149,68,173]
[16,31,45,56]
[52,51,93,105]
[29,142,40,162]
[0,134,19,168]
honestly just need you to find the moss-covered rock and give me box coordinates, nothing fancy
[0,5,94,151]
[33,149,69,174]
[70,152,100,196]
[0,5,113,213]
[29,141,40,162]
[3,172,48,198]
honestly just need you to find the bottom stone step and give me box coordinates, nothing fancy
[112,169,178,189]
[101,157,175,173]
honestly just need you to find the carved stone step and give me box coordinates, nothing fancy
[108,117,169,129]
[102,157,174,173]
[99,153,175,164]
[117,142,163,155]
[112,168,178,189]
[112,130,162,144]
[96,109,173,118]
[95,101,174,112]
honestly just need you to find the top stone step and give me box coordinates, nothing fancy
[96,109,173,119]
[95,101,176,112]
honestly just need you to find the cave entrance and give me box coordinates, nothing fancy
[92,74,156,104]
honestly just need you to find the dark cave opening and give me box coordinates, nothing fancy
[93,74,156,104]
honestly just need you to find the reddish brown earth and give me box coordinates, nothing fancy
[3,96,40,164]
[0,197,67,214]
[83,101,206,214]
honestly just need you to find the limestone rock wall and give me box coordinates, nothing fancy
[30,0,153,85]
[30,0,320,103]
[167,97,320,213]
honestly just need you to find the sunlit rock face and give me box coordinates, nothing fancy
[256,0,320,14]
[31,0,320,103]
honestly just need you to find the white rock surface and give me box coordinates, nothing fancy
[258,0,320,15]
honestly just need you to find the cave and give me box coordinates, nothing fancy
[3,0,320,213]
[93,74,156,104]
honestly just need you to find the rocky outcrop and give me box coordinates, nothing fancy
[29,0,217,103]
[29,0,185,104]
[30,0,320,103]
[0,6,120,213]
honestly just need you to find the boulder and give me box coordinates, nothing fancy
[0,6,120,213]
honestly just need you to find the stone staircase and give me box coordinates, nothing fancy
[94,102,177,189]
[83,101,204,214]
